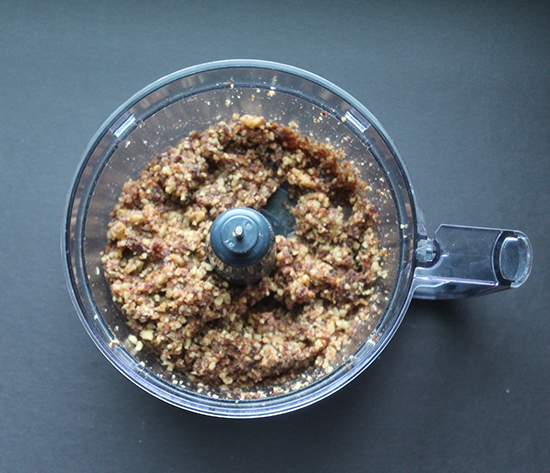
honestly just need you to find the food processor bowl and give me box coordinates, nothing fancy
[63,60,531,417]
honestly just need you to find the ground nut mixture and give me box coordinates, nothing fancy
[102,115,387,392]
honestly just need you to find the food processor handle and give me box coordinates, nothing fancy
[412,225,532,299]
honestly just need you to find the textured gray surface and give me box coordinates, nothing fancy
[1,1,549,471]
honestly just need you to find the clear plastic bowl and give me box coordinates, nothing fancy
[63,60,529,418]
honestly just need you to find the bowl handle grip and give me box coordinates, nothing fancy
[412,225,532,299]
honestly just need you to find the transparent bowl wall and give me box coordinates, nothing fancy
[64,60,418,418]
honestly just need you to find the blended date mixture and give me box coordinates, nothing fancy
[102,114,387,392]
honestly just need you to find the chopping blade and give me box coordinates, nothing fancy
[260,186,296,237]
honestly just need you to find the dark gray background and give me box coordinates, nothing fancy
[1,1,549,472]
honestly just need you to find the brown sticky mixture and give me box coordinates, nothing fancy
[102,115,387,391]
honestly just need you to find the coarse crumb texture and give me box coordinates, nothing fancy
[102,115,387,393]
